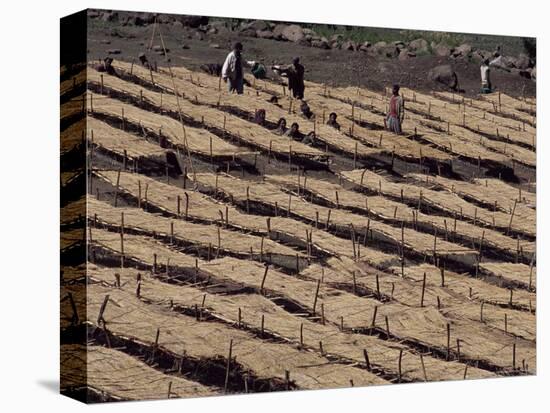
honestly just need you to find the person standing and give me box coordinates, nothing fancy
[273,57,305,99]
[480,59,492,93]
[386,84,404,134]
[221,42,255,94]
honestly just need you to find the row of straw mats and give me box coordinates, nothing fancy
[61,94,85,122]
[88,92,250,158]
[306,257,535,312]
[400,88,536,136]
[94,170,398,267]
[89,68,324,159]
[264,174,533,257]
[61,344,218,400]
[194,172,478,261]
[289,76,533,168]
[61,196,86,225]
[84,282,388,389]
[145,63,450,162]
[433,91,536,128]
[89,197,303,259]
[87,264,493,382]
[143,230,533,369]
[88,117,167,159]
[301,259,535,340]
[60,68,87,96]
[340,169,535,238]
[60,118,85,155]
[87,228,535,372]
[388,263,535,311]
[480,262,536,290]
[372,87,535,149]
[300,81,535,166]
[473,177,536,206]
[114,61,384,161]
[480,92,536,116]
[406,173,536,222]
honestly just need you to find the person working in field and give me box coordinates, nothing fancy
[251,62,267,79]
[138,53,151,69]
[221,42,256,94]
[285,122,304,140]
[326,112,341,130]
[272,57,305,99]
[480,59,492,93]
[254,109,267,126]
[386,84,405,134]
[274,117,288,135]
[300,101,314,119]
[94,57,117,76]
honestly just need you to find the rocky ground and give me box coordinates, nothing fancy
[87,10,536,98]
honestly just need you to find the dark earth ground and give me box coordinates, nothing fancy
[87,19,536,99]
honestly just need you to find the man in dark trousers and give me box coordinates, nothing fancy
[273,57,305,99]
[221,42,256,94]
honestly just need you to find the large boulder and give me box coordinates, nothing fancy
[246,20,270,32]
[273,24,288,40]
[398,49,416,61]
[257,30,274,39]
[433,43,451,57]
[428,64,459,91]
[372,42,399,58]
[178,15,209,28]
[408,38,428,53]
[281,24,305,42]
[452,43,473,58]
[240,27,257,37]
[311,39,330,49]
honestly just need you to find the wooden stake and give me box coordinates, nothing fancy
[420,354,427,381]
[313,279,321,315]
[363,349,371,371]
[224,339,233,393]
[420,272,426,307]
[260,265,269,295]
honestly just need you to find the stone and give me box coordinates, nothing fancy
[273,24,288,40]
[246,20,270,32]
[408,38,428,53]
[107,48,121,55]
[452,43,473,58]
[281,24,305,42]
[240,28,257,37]
[428,64,459,91]
[311,39,330,49]
[433,43,451,57]
[210,43,220,49]
[178,15,209,28]
[257,30,274,39]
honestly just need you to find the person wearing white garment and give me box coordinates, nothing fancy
[221,42,256,94]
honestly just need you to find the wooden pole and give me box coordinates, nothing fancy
[363,349,371,371]
[420,354,428,381]
[420,272,426,307]
[224,339,233,393]
[312,279,321,315]
[260,265,269,295]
